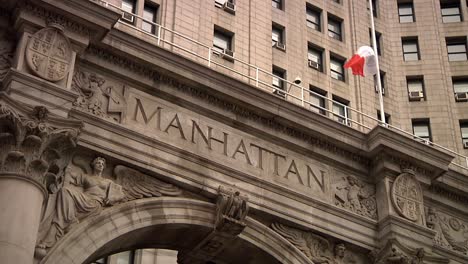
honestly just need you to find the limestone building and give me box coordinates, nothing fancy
[0,0,468,264]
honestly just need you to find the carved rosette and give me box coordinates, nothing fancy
[25,25,72,82]
[391,169,423,222]
[0,94,82,197]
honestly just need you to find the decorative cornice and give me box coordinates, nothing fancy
[21,2,89,37]
[428,185,468,204]
[85,46,370,166]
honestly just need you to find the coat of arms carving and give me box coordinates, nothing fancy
[391,169,423,222]
[25,25,72,82]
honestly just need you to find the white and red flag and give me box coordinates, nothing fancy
[344,46,378,77]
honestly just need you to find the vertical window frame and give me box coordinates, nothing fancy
[306,5,322,32]
[402,37,420,61]
[398,2,415,23]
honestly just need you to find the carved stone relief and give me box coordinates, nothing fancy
[332,174,377,219]
[426,208,468,256]
[34,154,182,259]
[271,223,361,263]
[391,169,423,222]
[370,239,448,264]
[25,24,72,82]
[71,69,126,122]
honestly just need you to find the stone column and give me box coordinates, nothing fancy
[0,94,81,264]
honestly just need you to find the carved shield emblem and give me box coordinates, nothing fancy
[26,27,72,82]
[391,170,423,222]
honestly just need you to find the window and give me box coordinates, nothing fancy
[367,0,378,17]
[369,30,382,56]
[460,121,468,148]
[441,1,462,23]
[308,44,323,72]
[272,66,286,97]
[374,71,386,95]
[332,96,350,125]
[142,4,158,34]
[310,86,327,115]
[453,77,468,101]
[398,2,414,23]
[446,37,467,61]
[272,24,285,50]
[402,38,420,61]
[330,55,345,81]
[213,27,234,59]
[376,111,391,124]
[407,76,425,101]
[327,15,342,41]
[412,119,432,143]
[121,0,136,24]
[306,5,321,31]
[272,0,282,10]
[114,251,135,264]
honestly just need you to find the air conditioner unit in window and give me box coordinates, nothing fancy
[308,60,319,70]
[221,49,235,61]
[122,12,134,23]
[275,42,286,51]
[464,141,468,148]
[455,92,468,102]
[408,91,424,101]
[223,1,236,14]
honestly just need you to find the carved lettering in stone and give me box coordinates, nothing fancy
[35,155,181,259]
[391,169,423,222]
[72,69,126,122]
[26,26,72,82]
[332,175,377,219]
[426,208,468,256]
[271,223,357,264]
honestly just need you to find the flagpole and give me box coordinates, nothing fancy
[369,1,386,125]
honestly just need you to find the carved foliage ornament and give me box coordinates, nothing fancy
[0,95,81,196]
[26,25,72,82]
[391,169,423,222]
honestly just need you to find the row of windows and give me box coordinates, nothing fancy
[398,0,466,23]
[273,0,342,11]
[412,120,468,149]
[402,37,467,62]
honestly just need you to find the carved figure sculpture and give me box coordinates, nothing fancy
[333,243,346,264]
[37,157,125,249]
[333,175,377,219]
[35,155,182,258]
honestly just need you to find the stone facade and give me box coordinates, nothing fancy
[0,0,467,264]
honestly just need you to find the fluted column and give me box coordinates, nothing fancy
[0,94,81,264]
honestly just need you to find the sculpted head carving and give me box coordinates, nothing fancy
[334,243,346,258]
[91,157,106,176]
[32,105,49,120]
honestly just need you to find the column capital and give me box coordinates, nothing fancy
[0,93,82,197]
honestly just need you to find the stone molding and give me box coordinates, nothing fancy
[0,92,82,197]
[20,2,89,37]
[84,46,370,166]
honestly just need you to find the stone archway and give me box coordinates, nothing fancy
[41,197,312,264]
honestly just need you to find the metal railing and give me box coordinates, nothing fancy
[90,0,468,172]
